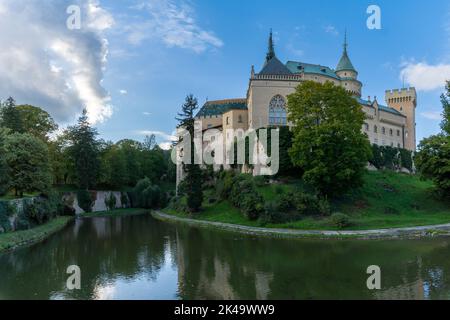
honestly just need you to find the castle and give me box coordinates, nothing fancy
[176,31,417,184]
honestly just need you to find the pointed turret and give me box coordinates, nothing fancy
[336,31,356,73]
[266,29,275,63]
[259,30,292,75]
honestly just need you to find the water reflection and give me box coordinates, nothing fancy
[1,214,450,300]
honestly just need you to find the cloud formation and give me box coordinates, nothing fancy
[400,62,450,92]
[420,111,443,121]
[0,0,113,124]
[126,0,223,53]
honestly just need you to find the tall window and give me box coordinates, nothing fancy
[269,95,287,125]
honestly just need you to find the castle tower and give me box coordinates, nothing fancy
[335,31,362,97]
[385,87,417,151]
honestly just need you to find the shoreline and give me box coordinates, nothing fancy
[152,211,450,240]
[0,216,74,254]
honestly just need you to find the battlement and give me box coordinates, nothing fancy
[385,87,416,97]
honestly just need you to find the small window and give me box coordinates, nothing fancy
[226,117,230,125]
[382,127,386,135]
[389,129,393,136]
[374,125,378,133]
[238,115,243,123]
[397,143,401,148]
[364,123,369,131]
[397,130,400,137]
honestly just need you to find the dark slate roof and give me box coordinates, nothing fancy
[259,57,292,75]
[357,98,406,117]
[196,99,247,117]
[286,61,339,79]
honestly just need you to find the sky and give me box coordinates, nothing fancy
[0,0,449,149]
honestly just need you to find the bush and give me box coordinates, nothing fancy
[131,178,163,209]
[229,174,264,220]
[105,192,117,211]
[120,192,129,208]
[330,213,351,229]
[77,189,95,213]
[24,197,57,225]
[259,201,301,224]
[291,191,330,216]
[0,201,15,233]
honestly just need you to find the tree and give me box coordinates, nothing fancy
[0,97,23,133]
[16,104,58,141]
[0,128,10,195]
[66,109,100,189]
[176,94,203,212]
[4,133,52,197]
[416,81,450,198]
[287,81,372,197]
[441,81,450,135]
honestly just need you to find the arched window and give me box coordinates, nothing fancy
[269,95,287,125]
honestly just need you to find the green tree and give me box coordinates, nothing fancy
[4,133,52,197]
[0,97,23,133]
[16,104,58,141]
[441,81,450,135]
[287,81,371,197]
[0,128,11,195]
[66,109,100,189]
[416,81,450,198]
[176,94,203,212]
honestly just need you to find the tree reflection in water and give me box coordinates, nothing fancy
[1,215,450,300]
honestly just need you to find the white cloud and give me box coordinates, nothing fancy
[143,112,152,116]
[159,142,173,150]
[119,89,128,95]
[420,111,443,121]
[126,0,223,53]
[0,0,113,124]
[323,25,339,36]
[400,62,450,91]
[136,130,177,141]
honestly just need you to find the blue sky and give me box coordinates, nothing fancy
[1,0,450,148]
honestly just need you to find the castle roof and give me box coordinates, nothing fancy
[358,98,406,117]
[336,32,356,72]
[286,61,339,79]
[196,99,247,117]
[259,56,293,75]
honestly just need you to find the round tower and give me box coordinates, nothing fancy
[336,32,362,97]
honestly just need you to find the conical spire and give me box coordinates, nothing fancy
[266,29,275,62]
[336,30,356,72]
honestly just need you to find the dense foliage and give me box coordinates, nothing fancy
[415,81,450,198]
[369,145,414,171]
[288,81,372,197]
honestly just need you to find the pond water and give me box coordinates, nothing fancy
[1,214,450,300]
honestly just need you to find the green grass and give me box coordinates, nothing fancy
[0,191,39,201]
[80,208,149,217]
[0,216,73,253]
[165,171,450,231]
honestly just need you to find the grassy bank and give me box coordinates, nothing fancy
[80,208,149,217]
[165,171,450,231]
[0,216,74,253]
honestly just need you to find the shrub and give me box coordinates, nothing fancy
[229,175,264,220]
[330,213,351,229]
[131,178,163,209]
[77,189,95,213]
[291,191,331,216]
[105,193,117,211]
[120,192,129,208]
[0,201,15,233]
[259,201,301,224]
[24,197,57,225]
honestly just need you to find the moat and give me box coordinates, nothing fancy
[1,214,450,300]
